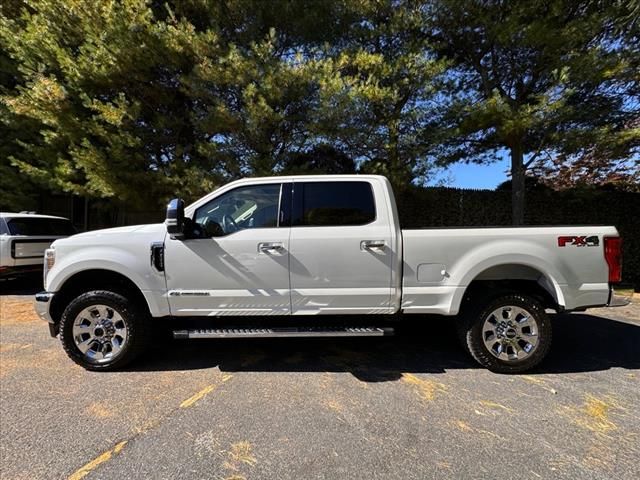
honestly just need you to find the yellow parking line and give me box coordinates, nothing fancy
[180,375,233,409]
[68,441,127,480]
[180,385,216,408]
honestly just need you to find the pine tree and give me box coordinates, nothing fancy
[426,0,639,224]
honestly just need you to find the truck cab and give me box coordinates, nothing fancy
[165,176,401,316]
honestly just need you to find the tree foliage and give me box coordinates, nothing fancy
[316,0,447,189]
[281,144,356,175]
[1,0,638,219]
[425,0,639,223]
[0,0,353,207]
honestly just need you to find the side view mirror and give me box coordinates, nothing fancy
[166,198,185,238]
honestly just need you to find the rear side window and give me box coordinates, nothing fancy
[0,219,8,235]
[7,218,75,236]
[293,181,376,227]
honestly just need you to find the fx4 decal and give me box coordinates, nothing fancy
[557,235,599,247]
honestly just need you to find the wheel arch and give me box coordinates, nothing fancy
[454,262,566,314]
[49,269,150,325]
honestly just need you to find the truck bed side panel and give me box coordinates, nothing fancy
[401,226,617,315]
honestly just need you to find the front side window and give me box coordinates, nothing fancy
[194,184,282,237]
[293,181,376,227]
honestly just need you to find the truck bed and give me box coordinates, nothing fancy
[400,226,617,315]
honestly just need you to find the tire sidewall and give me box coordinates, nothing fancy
[466,294,552,373]
[59,290,141,370]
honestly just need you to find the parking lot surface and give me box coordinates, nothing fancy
[1,286,639,480]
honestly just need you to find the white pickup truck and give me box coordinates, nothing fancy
[35,175,625,373]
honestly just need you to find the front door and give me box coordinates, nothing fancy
[164,182,291,316]
[289,179,395,315]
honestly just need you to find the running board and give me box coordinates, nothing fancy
[173,326,394,339]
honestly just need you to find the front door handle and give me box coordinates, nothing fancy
[361,240,386,251]
[258,242,285,254]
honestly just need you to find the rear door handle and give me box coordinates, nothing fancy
[361,240,386,251]
[258,242,285,254]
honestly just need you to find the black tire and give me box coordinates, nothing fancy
[457,293,552,373]
[59,290,151,371]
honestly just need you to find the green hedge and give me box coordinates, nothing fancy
[397,186,639,289]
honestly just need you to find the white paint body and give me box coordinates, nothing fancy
[44,175,617,319]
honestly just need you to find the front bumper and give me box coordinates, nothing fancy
[34,292,58,337]
[34,291,55,323]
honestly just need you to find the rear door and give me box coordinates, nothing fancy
[289,179,395,314]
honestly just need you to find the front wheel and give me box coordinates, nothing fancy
[59,290,150,371]
[457,294,552,373]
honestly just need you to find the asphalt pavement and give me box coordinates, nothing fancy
[1,281,639,480]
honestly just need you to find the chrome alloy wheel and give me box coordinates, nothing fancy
[72,305,128,363]
[482,305,539,361]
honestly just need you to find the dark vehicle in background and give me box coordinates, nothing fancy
[0,213,75,280]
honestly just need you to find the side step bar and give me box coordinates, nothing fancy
[173,326,394,339]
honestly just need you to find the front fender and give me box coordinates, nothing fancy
[46,246,169,317]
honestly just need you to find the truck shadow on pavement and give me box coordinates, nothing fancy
[132,313,640,381]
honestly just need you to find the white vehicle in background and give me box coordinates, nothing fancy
[0,212,75,280]
[34,175,626,373]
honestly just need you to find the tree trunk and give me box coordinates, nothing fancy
[387,119,410,191]
[510,144,525,225]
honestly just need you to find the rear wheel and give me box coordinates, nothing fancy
[457,294,552,373]
[59,290,150,371]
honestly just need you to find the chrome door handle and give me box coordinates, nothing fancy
[258,242,285,253]
[361,240,386,251]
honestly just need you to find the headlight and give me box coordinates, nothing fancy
[44,248,55,286]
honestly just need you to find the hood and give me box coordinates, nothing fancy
[52,223,166,247]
